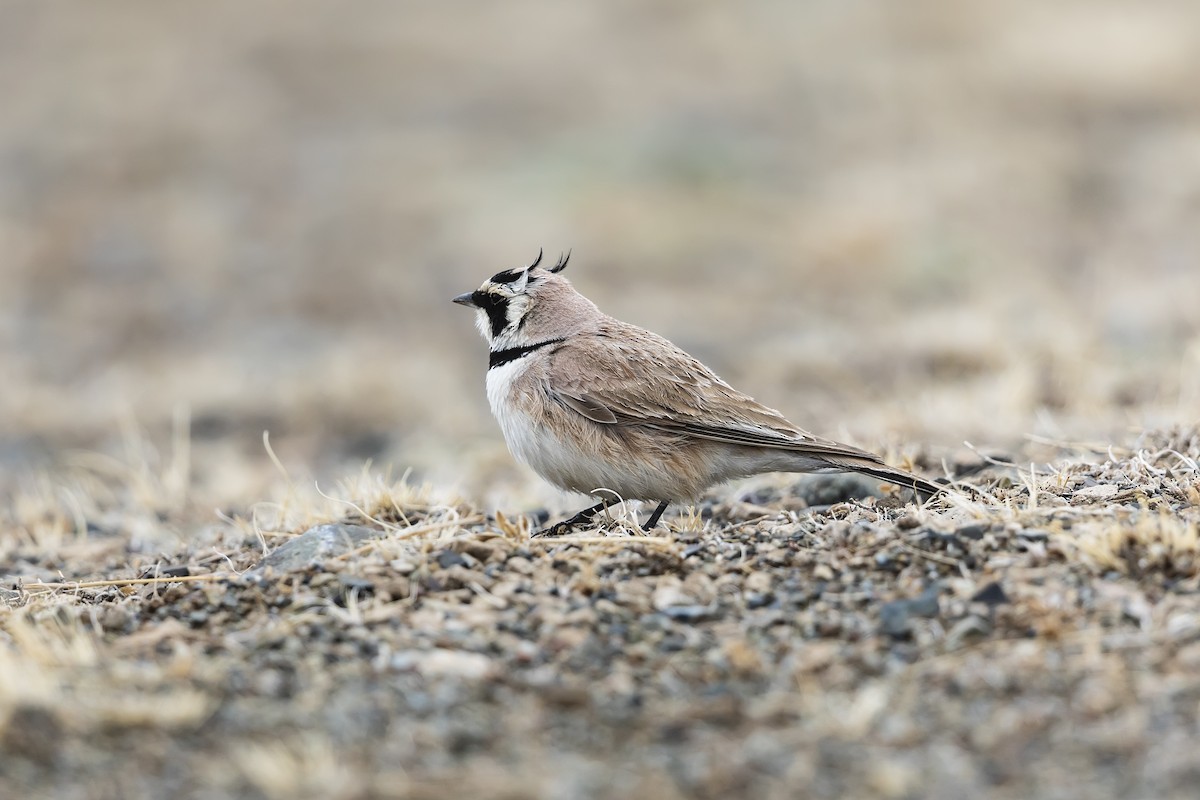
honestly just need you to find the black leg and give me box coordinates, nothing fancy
[531,501,608,538]
[642,500,670,531]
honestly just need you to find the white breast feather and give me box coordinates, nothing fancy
[486,358,653,498]
[485,359,539,464]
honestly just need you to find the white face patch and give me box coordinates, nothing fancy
[494,294,531,348]
[473,307,493,342]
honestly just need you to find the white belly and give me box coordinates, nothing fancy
[486,359,539,462]
[485,359,664,499]
[486,359,581,487]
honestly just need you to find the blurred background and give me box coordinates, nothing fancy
[2,0,1199,514]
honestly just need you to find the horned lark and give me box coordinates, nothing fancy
[454,250,943,535]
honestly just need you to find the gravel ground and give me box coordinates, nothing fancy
[3,426,1198,799]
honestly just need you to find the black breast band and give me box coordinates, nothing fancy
[489,338,565,369]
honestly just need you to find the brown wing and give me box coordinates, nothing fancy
[547,322,885,464]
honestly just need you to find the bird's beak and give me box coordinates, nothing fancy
[452,292,477,308]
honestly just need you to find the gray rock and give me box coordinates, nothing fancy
[971,581,1009,607]
[661,604,719,623]
[879,601,912,637]
[795,474,888,506]
[908,583,942,617]
[435,550,469,569]
[248,523,385,578]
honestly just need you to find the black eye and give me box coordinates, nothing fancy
[472,290,506,309]
[472,290,512,338]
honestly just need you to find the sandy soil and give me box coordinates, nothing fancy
[2,2,1199,798]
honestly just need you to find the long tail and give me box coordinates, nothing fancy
[827,457,945,500]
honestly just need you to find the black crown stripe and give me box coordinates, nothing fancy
[490,268,525,284]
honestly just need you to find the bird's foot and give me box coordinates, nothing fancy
[530,519,577,538]
[532,500,671,538]
[530,502,607,538]
[641,500,670,532]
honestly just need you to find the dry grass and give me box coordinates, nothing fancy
[3,425,1200,799]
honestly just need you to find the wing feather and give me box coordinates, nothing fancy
[557,391,618,424]
[547,324,883,464]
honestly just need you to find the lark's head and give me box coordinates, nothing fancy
[453,249,596,347]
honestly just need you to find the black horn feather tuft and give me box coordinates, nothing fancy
[528,248,543,270]
[549,250,571,273]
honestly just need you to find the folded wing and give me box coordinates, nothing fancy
[547,326,886,465]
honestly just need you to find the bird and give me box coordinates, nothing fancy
[453,250,944,536]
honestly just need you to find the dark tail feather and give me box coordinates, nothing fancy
[823,456,945,500]
[851,465,944,500]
